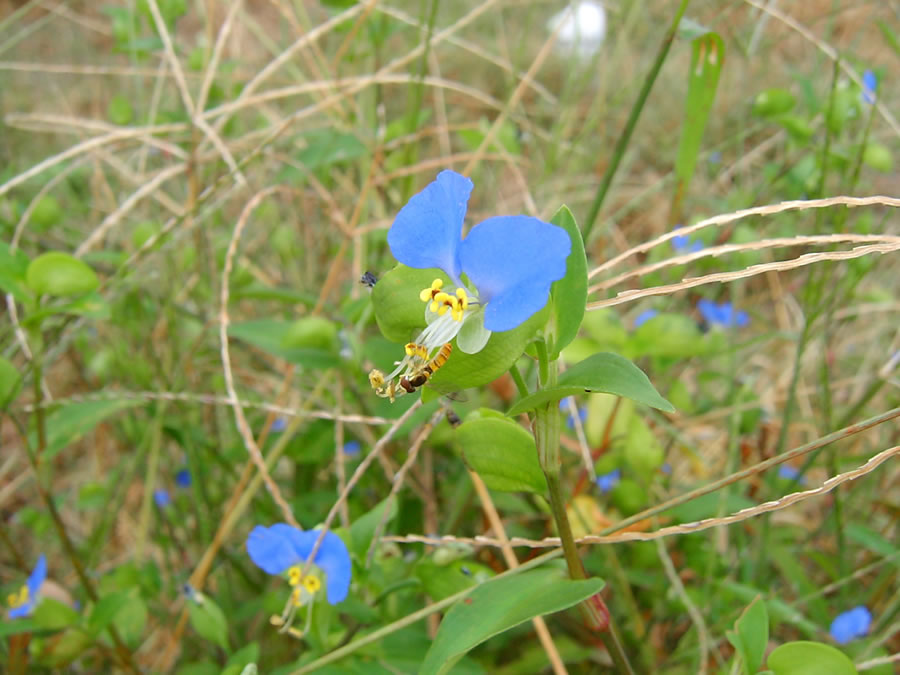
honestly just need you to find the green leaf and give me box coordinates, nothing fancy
[727,595,769,675]
[767,641,856,675]
[0,356,23,408]
[225,641,260,668]
[349,498,397,558]
[548,205,587,359]
[372,265,447,343]
[507,353,674,417]
[32,597,80,631]
[415,559,494,601]
[0,239,33,302]
[753,88,796,117]
[30,398,141,460]
[26,252,99,297]
[88,591,132,636]
[107,94,133,125]
[862,143,893,173]
[110,594,147,647]
[671,32,724,224]
[41,627,93,667]
[188,594,229,650]
[421,565,605,675]
[228,319,339,369]
[454,415,545,494]
[283,316,339,351]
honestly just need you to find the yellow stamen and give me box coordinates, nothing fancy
[291,586,304,607]
[303,576,321,594]
[287,565,302,586]
[368,369,385,389]
[419,278,444,303]
[7,586,28,608]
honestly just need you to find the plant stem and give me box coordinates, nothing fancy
[582,0,691,241]
[508,362,529,400]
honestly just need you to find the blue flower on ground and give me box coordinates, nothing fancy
[671,225,704,254]
[270,417,287,433]
[830,606,872,644]
[154,489,171,508]
[246,523,351,605]
[595,469,621,494]
[175,469,191,488]
[697,299,749,328]
[661,462,672,475]
[708,150,722,165]
[633,309,659,329]
[558,398,588,429]
[342,440,361,456]
[861,70,877,104]
[777,465,806,485]
[7,554,47,619]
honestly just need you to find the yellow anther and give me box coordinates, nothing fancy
[7,586,28,608]
[455,287,469,311]
[287,565,302,586]
[291,586,304,607]
[405,343,427,360]
[419,278,444,303]
[303,576,321,594]
[369,369,385,389]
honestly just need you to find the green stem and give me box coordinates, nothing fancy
[508,362,529,400]
[582,0,691,241]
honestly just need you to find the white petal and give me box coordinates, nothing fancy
[457,307,492,354]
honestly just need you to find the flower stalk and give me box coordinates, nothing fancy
[534,353,635,674]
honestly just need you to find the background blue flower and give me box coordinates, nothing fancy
[270,417,287,433]
[777,465,806,485]
[175,469,191,488]
[861,70,877,104]
[698,299,749,328]
[8,554,47,619]
[633,309,659,328]
[829,606,871,644]
[342,440,361,456]
[671,226,704,253]
[387,170,571,332]
[595,469,621,493]
[154,489,171,507]
[246,523,351,605]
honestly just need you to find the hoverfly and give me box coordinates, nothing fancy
[369,342,452,402]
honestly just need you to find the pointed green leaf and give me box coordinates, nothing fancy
[32,597,80,631]
[30,398,142,460]
[228,319,339,369]
[0,239,32,302]
[507,352,674,417]
[671,32,724,224]
[727,596,769,675]
[26,251,99,297]
[767,641,856,675]
[455,415,545,493]
[88,591,132,636]
[349,498,398,558]
[421,565,604,675]
[548,205,587,359]
[188,594,229,650]
[0,356,22,409]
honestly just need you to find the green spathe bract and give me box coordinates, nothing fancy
[547,205,587,360]
[454,413,545,493]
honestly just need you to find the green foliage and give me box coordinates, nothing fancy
[548,205,587,359]
[507,352,674,416]
[26,252,99,297]
[767,641,857,675]
[727,596,769,675]
[188,594,230,651]
[454,413,545,493]
[421,565,605,675]
[0,356,22,408]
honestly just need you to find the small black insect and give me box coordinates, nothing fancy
[446,409,462,428]
[360,271,378,288]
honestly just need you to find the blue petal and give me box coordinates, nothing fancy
[175,469,191,487]
[8,602,33,619]
[830,606,871,644]
[310,530,352,604]
[459,216,570,332]
[387,170,472,281]
[246,524,301,574]
[862,70,877,104]
[633,309,659,328]
[697,298,717,324]
[28,554,47,597]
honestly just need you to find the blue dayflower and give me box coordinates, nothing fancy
[387,169,570,345]
[270,417,287,433]
[861,70,877,104]
[633,309,659,329]
[175,469,191,488]
[559,398,587,429]
[697,299,749,328]
[830,606,872,644]
[154,489,171,508]
[246,523,351,605]
[671,225,704,254]
[342,440,361,456]
[708,150,722,165]
[7,554,47,619]
[777,465,806,485]
[595,469,621,494]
